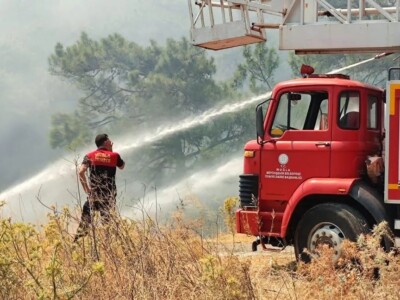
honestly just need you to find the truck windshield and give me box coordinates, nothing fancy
[271,91,328,136]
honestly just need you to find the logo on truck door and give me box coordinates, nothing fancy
[265,153,303,180]
[278,154,289,165]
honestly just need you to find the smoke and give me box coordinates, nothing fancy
[0,1,194,190]
[122,156,243,222]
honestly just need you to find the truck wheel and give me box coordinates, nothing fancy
[294,203,369,263]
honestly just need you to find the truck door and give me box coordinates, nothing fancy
[260,90,331,201]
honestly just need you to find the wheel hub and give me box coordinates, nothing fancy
[309,224,345,258]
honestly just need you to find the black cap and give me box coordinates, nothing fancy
[95,134,109,147]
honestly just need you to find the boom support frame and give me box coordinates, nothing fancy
[188,0,400,53]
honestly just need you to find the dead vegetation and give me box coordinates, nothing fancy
[1,200,400,299]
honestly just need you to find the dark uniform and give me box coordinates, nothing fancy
[75,147,124,240]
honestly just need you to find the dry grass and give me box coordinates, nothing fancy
[1,203,400,300]
[246,222,400,300]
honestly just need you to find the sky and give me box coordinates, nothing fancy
[0,0,256,222]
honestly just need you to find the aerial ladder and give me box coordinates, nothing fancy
[187,0,400,54]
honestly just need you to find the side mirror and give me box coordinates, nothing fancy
[256,105,265,144]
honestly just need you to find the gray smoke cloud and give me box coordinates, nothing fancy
[0,0,191,191]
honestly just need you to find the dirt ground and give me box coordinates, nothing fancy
[212,233,296,264]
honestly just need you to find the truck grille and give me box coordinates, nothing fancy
[239,174,259,207]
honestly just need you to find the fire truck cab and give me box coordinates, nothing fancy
[237,71,391,260]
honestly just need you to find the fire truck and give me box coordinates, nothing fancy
[188,0,400,260]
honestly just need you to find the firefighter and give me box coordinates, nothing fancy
[74,133,125,242]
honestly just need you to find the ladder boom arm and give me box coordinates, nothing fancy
[188,0,400,53]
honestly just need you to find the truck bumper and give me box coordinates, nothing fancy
[236,208,283,237]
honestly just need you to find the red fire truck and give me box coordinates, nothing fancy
[237,66,399,261]
[188,0,400,260]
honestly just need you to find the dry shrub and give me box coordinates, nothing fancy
[296,222,400,300]
[3,203,400,300]
[0,206,255,299]
[248,253,298,300]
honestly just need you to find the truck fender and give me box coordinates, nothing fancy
[349,180,393,250]
[348,180,391,227]
[281,178,392,249]
[280,178,356,237]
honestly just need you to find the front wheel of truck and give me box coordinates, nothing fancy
[294,203,369,263]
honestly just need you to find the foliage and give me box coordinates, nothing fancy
[49,112,91,150]
[223,197,238,237]
[233,43,280,92]
[48,33,223,148]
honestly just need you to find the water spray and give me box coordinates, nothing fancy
[328,52,393,74]
[0,92,271,200]
[117,92,271,153]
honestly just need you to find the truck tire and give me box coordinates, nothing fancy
[294,203,369,263]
